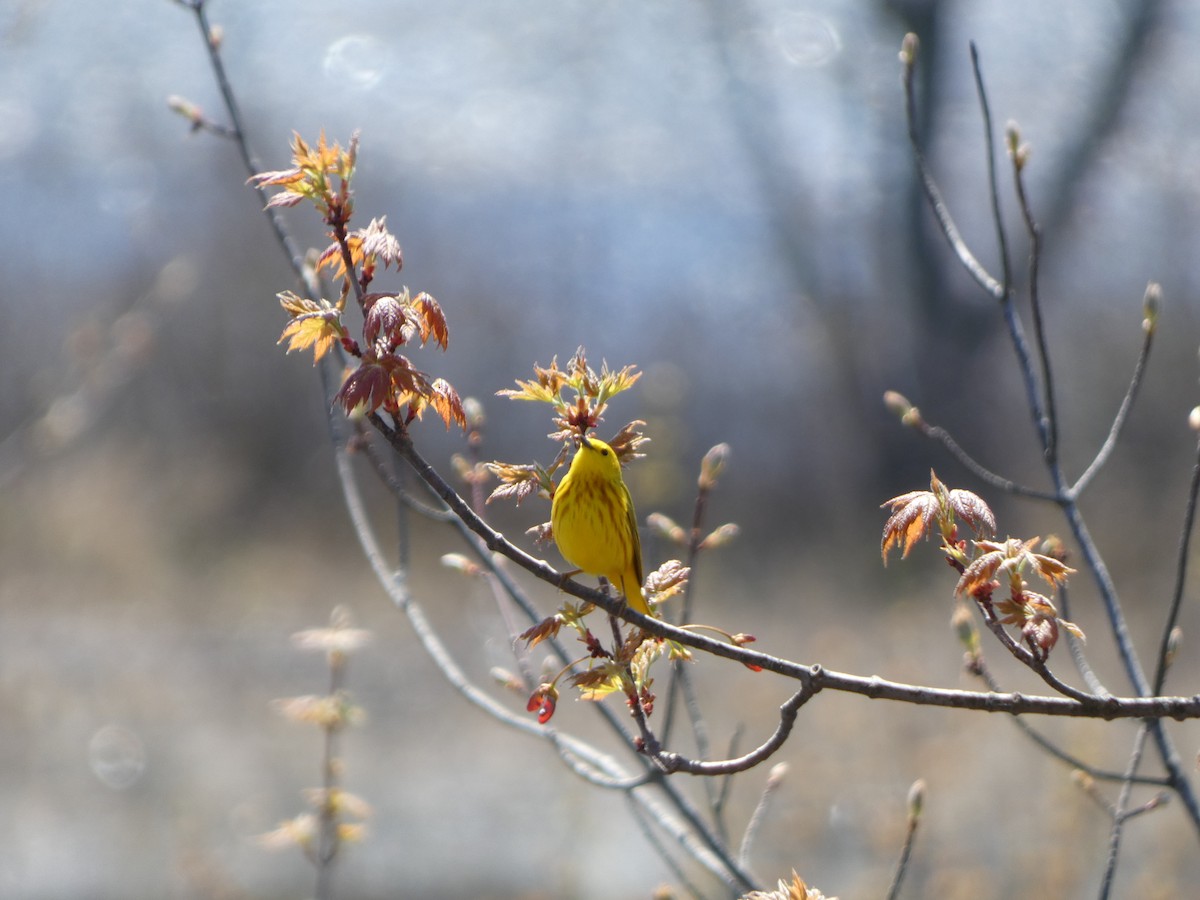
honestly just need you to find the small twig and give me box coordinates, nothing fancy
[1071,298,1155,497]
[1099,723,1153,900]
[353,427,457,521]
[968,43,1055,462]
[713,725,744,845]
[177,0,304,277]
[662,470,717,745]
[901,35,1003,300]
[313,652,344,900]
[661,451,727,825]
[1054,584,1111,698]
[737,761,788,869]
[970,42,1014,301]
[655,689,812,777]
[973,600,1097,703]
[885,780,925,900]
[1009,122,1058,463]
[1152,429,1200,696]
[913,418,1058,501]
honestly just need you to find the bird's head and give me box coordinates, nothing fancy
[571,434,623,479]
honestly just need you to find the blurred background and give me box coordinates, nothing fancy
[4,0,1200,896]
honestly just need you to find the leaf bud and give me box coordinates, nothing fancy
[699,443,731,490]
[1143,282,1161,334]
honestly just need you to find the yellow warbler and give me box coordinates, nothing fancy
[551,435,649,615]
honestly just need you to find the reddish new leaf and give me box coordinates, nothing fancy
[334,360,391,415]
[413,292,449,350]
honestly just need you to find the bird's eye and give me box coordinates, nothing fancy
[599,448,609,456]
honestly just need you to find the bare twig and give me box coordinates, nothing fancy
[973,600,1098,703]
[1071,292,1156,497]
[176,0,304,277]
[968,43,1055,462]
[901,34,1003,300]
[1152,429,1200,696]
[1054,584,1111,698]
[910,418,1058,501]
[1008,118,1058,462]
[885,780,925,900]
[655,689,812,777]
[737,763,788,868]
[1099,724,1153,900]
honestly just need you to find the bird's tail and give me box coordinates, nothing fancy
[619,568,651,616]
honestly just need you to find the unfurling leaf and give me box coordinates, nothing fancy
[428,378,466,430]
[644,560,689,604]
[279,313,343,363]
[880,490,939,563]
[741,869,837,900]
[257,814,318,850]
[947,488,996,538]
[485,461,550,505]
[363,292,413,350]
[412,292,449,350]
[519,615,565,650]
[358,216,403,269]
[606,420,649,463]
[881,472,996,565]
[277,291,345,363]
[334,359,392,416]
[571,664,626,701]
[957,537,1076,599]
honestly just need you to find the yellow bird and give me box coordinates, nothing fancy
[550,434,649,615]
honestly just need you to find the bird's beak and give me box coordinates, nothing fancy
[579,433,594,450]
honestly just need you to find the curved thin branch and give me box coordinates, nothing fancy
[914,418,1058,501]
[1054,584,1111,697]
[353,427,458,521]
[968,43,1054,461]
[970,42,1014,301]
[902,36,1003,300]
[178,0,305,277]
[885,785,922,900]
[1152,431,1200,695]
[655,688,812,776]
[1071,311,1154,497]
[1010,123,1058,462]
[737,760,787,868]
[1100,724,1154,900]
[973,601,1098,703]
